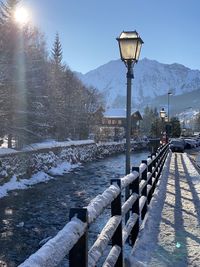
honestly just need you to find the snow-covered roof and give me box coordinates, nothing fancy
[104,108,140,118]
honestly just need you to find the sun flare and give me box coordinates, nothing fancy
[14,7,30,25]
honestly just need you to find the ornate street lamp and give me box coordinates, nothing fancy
[164,115,168,123]
[116,31,143,176]
[160,108,166,122]
[160,108,168,143]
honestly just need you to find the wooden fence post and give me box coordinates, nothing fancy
[130,167,140,245]
[141,160,148,209]
[69,208,88,267]
[111,179,123,267]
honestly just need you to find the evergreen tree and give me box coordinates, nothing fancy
[0,8,104,147]
[150,118,163,138]
[0,0,51,147]
[51,32,63,67]
[24,28,51,145]
[170,117,181,137]
[0,0,21,147]
[48,33,67,140]
[141,106,160,137]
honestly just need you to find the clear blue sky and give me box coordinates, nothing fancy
[23,0,200,74]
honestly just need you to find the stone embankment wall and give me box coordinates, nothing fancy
[0,141,148,185]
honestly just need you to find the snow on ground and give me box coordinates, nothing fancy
[0,162,79,199]
[0,172,52,199]
[0,140,95,155]
[128,152,200,267]
[48,162,81,176]
[196,151,200,167]
[0,148,18,155]
[21,139,95,151]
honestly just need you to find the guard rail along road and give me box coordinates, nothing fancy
[19,143,169,267]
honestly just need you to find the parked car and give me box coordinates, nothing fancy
[184,138,196,149]
[169,139,185,153]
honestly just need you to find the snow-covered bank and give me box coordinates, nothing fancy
[0,140,147,198]
[196,151,200,168]
[0,172,52,198]
[128,152,200,266]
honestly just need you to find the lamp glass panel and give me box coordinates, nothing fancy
[119,39,138,60]
[135,41,143,61]
[160,110,166,118]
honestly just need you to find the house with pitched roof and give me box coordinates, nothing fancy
[97,108,143,141]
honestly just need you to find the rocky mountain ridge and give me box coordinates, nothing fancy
[76,58,200,111]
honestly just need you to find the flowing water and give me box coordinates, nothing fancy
[0,150,149,266]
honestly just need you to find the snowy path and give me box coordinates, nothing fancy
[128,152,200,267]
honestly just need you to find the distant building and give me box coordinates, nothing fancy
[97,108,143,141]
[181,127,194,137]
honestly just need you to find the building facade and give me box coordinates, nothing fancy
[97,108,143,141]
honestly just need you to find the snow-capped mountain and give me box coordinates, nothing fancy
[177,109,199,128]
[77,58,200,110]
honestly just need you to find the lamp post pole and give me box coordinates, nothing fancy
[116,30,143,224]
[167,92,172,122]
[168,93,169,121]
[167,92,172,139]
[126,61,133,175]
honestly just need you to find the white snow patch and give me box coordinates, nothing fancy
[182,153,200,182]
[0,148,18,155]
[0,161,82,199]
[22,140,95,151]
[0,172,52,199]
[48,162,80,176]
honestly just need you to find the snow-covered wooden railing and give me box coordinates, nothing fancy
[19,143,169,267]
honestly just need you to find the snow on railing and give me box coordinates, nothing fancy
[19,217,87,267]
[19,143,169,267]
[147,157,152,165]
[102,245,121,267]
[122,213,139,245]
[88,215,121,266]
[139,163,147,173]
[86,184,120,224]
[120,171,139,189]
[122,193,138,216]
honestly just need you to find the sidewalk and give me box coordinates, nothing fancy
[128,152,200,267]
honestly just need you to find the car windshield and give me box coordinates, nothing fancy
[171,141,182,145]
